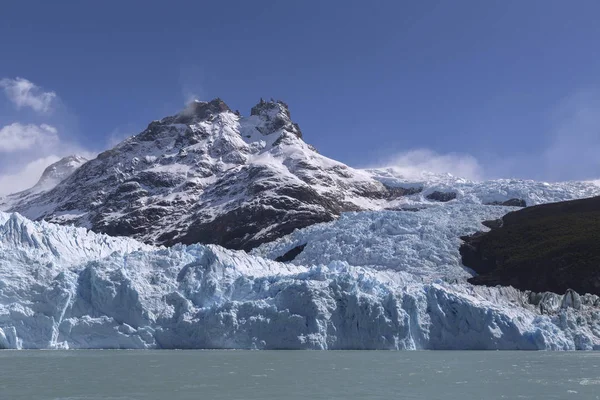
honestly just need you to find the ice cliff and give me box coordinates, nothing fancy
[1,203,599,350]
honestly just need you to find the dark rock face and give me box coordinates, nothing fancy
[486,198,527,207]
[251,98,303,138]
[426,191,457,202]
[174,193,338,251]
[384,185,423,199]
[461,196,600,296]
[275,244,307,262]
[385,207,424,212]
[174,99,231,124]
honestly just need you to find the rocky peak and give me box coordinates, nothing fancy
[250,98,303,138]
[35,155,88,190]
[5,96,395,251]
[174,98,232,124]
[250,98,289,116]
[134,98,233,143]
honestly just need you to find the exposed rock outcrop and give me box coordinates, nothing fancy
[485,198,527,207]
[461,196,600,296]
[426,191,457,202]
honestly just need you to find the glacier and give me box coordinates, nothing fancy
[1,179,600,349]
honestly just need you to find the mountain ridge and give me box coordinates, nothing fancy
[3,98,600,254]
[4,98,397,250]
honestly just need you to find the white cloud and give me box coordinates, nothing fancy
[0,155,61,195]
[0,123,59,152]
[0,122,94,196]
[0,77,57,113]
[372,148,485,181]
[366,90,600,182]
[0,76,97,197]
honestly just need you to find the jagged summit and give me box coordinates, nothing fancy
[3,97,391,250]
[172,98,232,125]
[250,98,303,138]
[169,97,303,138]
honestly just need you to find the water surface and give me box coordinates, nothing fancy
[1,351,599,399]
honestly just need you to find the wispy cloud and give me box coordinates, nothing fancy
[369,148,485,181]
[478,90,600,181]
[0,77,57,114]
[0,123,59,152]
[367,90,600,182]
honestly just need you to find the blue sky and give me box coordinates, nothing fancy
[1,0,600,194]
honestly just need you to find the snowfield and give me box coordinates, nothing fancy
[368,168,600,207]
[1,177,600,349]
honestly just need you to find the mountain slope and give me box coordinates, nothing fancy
[4,98,600,253]
[460,196,600,295]
[6,99,398,250]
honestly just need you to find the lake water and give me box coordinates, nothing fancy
[1,351,599,400]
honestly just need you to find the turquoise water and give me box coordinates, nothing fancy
[0,351,599,399]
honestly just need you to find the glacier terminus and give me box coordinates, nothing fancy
[1,184,600,349]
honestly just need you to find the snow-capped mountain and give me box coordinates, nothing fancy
[34,155,89,192]
[5,98,600,252]
[0,155,88,210]
[4,99,396,250]
[1,208,598,350]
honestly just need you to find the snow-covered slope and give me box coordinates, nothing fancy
[367,167,600,207]
[34,155,89,192]
[5,99,392,250]
[1,209,598,350]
